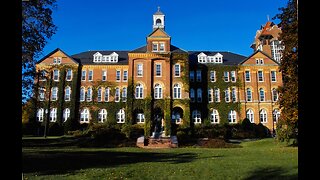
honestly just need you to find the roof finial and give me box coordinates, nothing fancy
[158,6,160,12]
[267,15,270,21]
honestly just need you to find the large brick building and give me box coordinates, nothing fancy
[34,8,283,136]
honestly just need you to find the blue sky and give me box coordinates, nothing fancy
[40,0,287,59]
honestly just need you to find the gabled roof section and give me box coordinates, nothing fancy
[147,28,170,38]
[188,51,247,66]
[36,48,79,64]
[239,50,280,65]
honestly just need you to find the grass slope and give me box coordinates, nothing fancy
[22,138,298,180]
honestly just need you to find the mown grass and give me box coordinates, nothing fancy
[22,138,298,180]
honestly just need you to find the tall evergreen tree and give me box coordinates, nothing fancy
[274,0,298,144]
[22,0,57,104]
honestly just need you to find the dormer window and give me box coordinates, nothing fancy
[198,52,223,64]
[93,52,118,63]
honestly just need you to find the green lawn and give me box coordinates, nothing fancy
[22,138,298,180]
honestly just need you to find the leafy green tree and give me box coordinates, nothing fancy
[273,0,298,144]
[22,0,57,104]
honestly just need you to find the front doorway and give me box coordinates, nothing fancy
[152,107,163,137]
[171,107,184,135]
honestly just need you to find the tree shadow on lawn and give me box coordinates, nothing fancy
[23,150,221,175]
[244,167,298,180]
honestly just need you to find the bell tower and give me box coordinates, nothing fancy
[153,6,165,30]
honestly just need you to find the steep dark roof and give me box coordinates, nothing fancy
[188,51,247,66]
[71,50,129,65]
[130,44,187,53]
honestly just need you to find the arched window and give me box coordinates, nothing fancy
[246,109,254,123]
[51,87,58,101]
[117,109,125,123]
[65,86,71,101]
[98,109,107,123]
[225,88,230,102]
[105,87,110,102]
[197,88,202,102]
[231,87,237,102]
[172,111,181,124]
[156,18,162,25]
[37,108,44,122]
[63,108,70,122]
[228,110,237,123]
[272,88,278,102]
[97,87,102,102]
[80,108,90,123]
[173,84,181,99]
[273,109,280,123]
[259,88,265,102]
[190,88,195,102]
[115,87,120,102]
[136,113,145,123]
[135,84,144,99]
[80,87,85,102]
[50,108,57,122]
[86,87,92,102]
[214,88,220,102]
[192,110,201,124]
[210,109,219,124]
[260,109,267,123]
[154,84,163,99]
[246,88,252,102]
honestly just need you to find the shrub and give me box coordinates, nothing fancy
[48,123,64,136]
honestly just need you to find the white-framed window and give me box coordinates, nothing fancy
[174,64,180,77]
[88,70,93,81]
[256,58,264,65]
[225,88,230,102]
[66,69,72,81]
[246,109,254,123]
[65,86,71,101]
[122,87,127,102]
[228,110,237,123]
[208,88,213,103]
[197,88,202,102]
[39,70,47,81]
[116,70,121,82]
[231,71,236,82]
[39,87,45,101]
[104,87,110,102]
[273,109,280,123]
[80,87,85,101]
[123,70,128,82]
[210,71,216,82]
[37,108,44,122]
[51,87,58,101]
[86,87,92,102]
[81,70,86,81]
[117,109,125,123]
[214,88,220,102]
[245,70,251,82]
[97,87,102,102]
[102,70,107,81]
[192,110,201,124]
[172,111,181,124]
[98,109,107,123]
[156,64,161,77]
[272,88,278,102]
[210,109,219,124]
[173,84,181,99]
[50,108,57,122]
[271,71,277,82]
[224,71,229,82]
[258,70,264,82]
[152,43,158,52]
[53,69,59,81]
[53,57,61,64]
[190,71,194,82]
[137,64,143,77]
[63,108,70,122]
[246,88,252,102]
[135,84,144,99]
[154,83,163,99]
[260,109,267,123]
[259,88,265,102]
[190,88,195,102]
[80,108,90,123]
[196,70,201,82]
[136,113,145,123]
[231,87,237,102]
[159,42,165,52]
[115,87,120,102]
